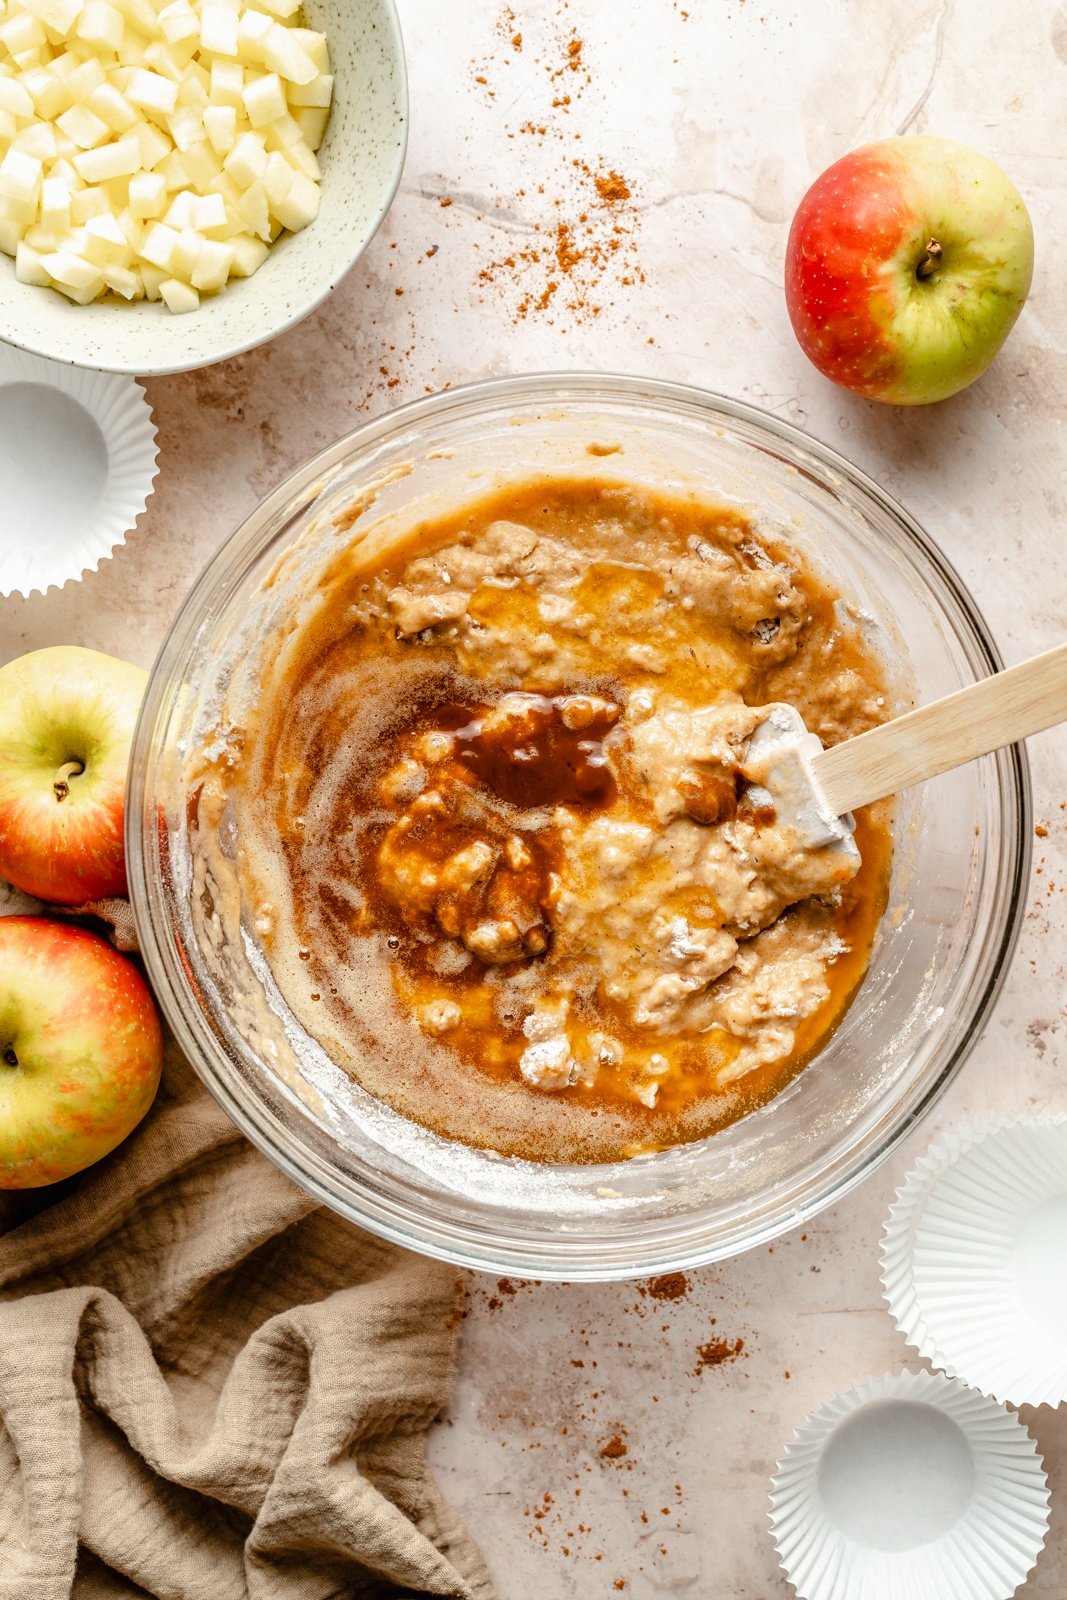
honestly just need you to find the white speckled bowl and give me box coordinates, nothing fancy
[0,0,407,376]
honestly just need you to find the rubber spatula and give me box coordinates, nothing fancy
[742,640,1067,864]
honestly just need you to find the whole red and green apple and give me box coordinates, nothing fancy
[0,917,162,1187]
[0,645,147,904]
[785,135,1034,404]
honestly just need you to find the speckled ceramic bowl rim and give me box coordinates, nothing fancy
[127,374,1031,1279]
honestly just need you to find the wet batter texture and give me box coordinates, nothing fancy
[209,476,893,1163]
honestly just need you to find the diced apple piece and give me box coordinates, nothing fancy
[46,46,82,77]
[40,173,72,228]
[254,0,300,18]
[260,146,291,205]
[209,58,243,107]
[0,147,42,205]
[82,209,129,263]
[223,128,265,187]
[234,176,268,237]
[76,0,124,50]
[242,70,284,128]
[166,103,202,150]
[199,3,237,56]
[40,247,104,289]
[13,122,59,161]
[15,238,51,284]
[23,222,67,251]
[292,105,327,151]
[56,278,109,304]
[70,184,108,220]
[271,166,318,231]
[202,101,235,154]
[102,260,140,296]
[72,134,140,182]
[66,58,109,101]
[0,12,47,57]
[287,71,332,109]
[229,230,268,276]
[20,65,71,121]
[0,189,37,227]
[171,222,201,275]
[127,66,178,114]
[88,82,139,133]
[102,175,132,211]
[115,205,143,249]
[140,258,165,297]
[176,74,208,114]
[0,219,23,254]
[113,0,159,39]
[190,234,231,289]
[140,218,179,268]
[158,273,197,311]
[50,157,81,188]
[189,189,225,231]
[285,139,319,182]
[56,103,110,148]
[128,167,165,217]
[235,7,270,62]
[142,41,183,83]
[133,120,171,169]
[0,110,17,145]
[261,22,316,85]
[181,139,220,187]
[162,186,195,226]
[0,76,35,119]
[157,0,196,47]
[157,147,189,189]
[287,29,329,73]
[264,111,301,150]
[22,0,79,40]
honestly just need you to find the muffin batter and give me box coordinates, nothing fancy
[205,476,892,1163]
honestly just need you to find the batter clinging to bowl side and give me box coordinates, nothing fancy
[212,474,893,1164]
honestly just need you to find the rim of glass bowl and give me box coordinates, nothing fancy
[127,373,1031,1280]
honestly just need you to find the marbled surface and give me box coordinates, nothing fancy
[3,0,1067,1594]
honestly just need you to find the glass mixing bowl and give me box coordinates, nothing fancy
[127,375,1030,1281]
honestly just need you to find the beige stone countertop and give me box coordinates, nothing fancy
[3,0,1067,1594]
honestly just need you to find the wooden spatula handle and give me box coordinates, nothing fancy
[813,640,1067,815]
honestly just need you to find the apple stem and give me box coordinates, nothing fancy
[53,759,85,802]
[916,238,943,280]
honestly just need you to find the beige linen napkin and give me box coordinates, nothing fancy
[0,1044,496,1600]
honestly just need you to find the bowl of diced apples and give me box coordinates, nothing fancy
[0,0,407,373]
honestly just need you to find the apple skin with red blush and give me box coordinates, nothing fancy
[0,917,162,1187]
[785,136,1034,405]
[0,646,148,904]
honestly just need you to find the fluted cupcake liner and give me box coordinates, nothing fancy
[901,1112,1067,1407]
[880,1116,1006,1365]
[769,1369,1049,1600]
[0,346,159,598]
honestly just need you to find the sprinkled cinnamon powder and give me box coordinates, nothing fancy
[595,170,631,203]
[693,1336,745,1374]
[640,1271,690,1302]
[464,3,644,326]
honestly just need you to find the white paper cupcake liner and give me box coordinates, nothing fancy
[880,1116,1008,1364]
[902,1112,1067,1407]
[769,1370,1050,1600]
[0,346,159,597]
